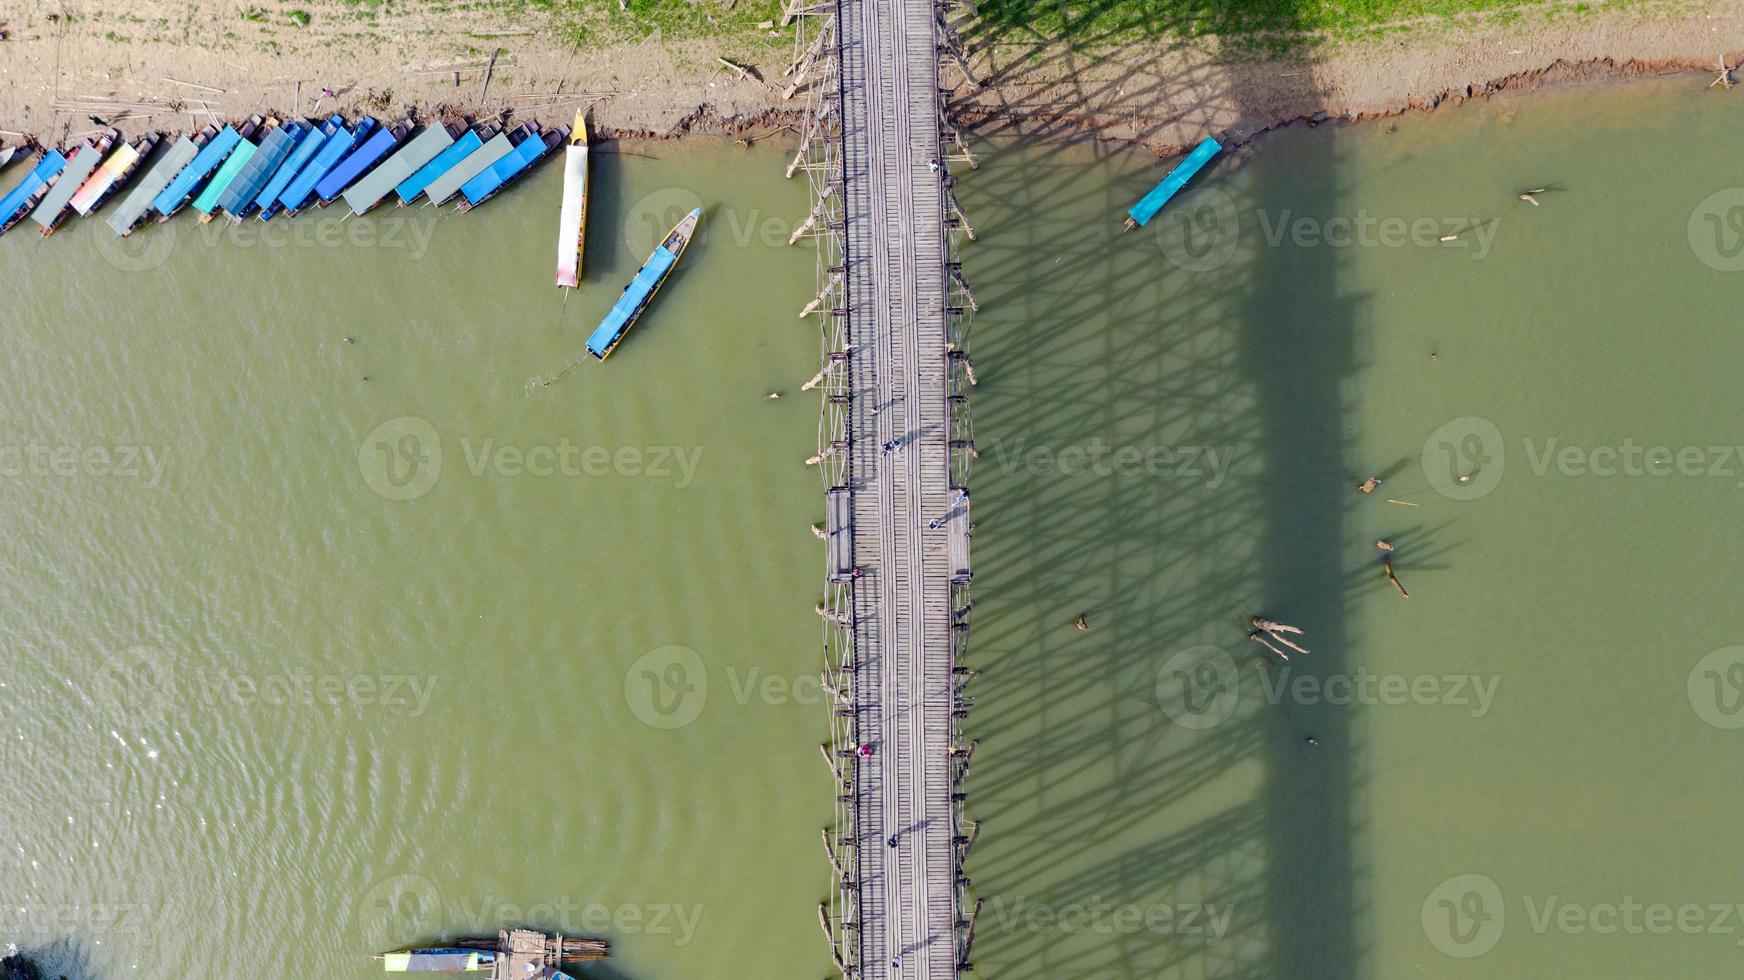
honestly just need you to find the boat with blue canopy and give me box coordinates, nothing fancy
[376,930,602,976]
[315,119,408,205]
[194,119,276,222]
[423,127,520,207]
[343,121,459,215]
[586,208,701,360]
[456,124,564,213]
[106,127,213,237]
[395,123,494,206]
[153,118,259,221]
[1123,136,1221,230]
[277,117,375,216]
[218,121,306,221]
[0,150,69,235]
[255,115,341,220]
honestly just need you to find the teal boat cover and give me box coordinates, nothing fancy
[219,123,304,217]
[0,151,68,228]
[152,125,242,215]
[396,129,481,205]
[192,136,258,215]
[256,117,341,216]
[587,244,679,358]
[1126,136,1221,228]
[106,138,193,235]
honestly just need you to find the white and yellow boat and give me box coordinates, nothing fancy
[554,110,589,289]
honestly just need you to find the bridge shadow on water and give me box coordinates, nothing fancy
[951,16,1367,980]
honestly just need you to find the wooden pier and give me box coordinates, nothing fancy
[789,0,981,976]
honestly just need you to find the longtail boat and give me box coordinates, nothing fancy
[1123,136,1221,231]
[279,117,376,216]
[456,124,564,214]
[423,126,520,207]
[343,121,460,216]
[315,119,408,206]
[154,116,263,222]
[106,127,213,237]
[586,207,701,360]
[554,111,589,289]
[218,120,306,221]
[0,150,68,235]
[32,132,114,235]
[397,123,496,206]
[69,132,161,218]
[194,118,277,222]
[376,929,605,977]
[256,115,342,220]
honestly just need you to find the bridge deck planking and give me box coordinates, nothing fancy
[839,0,956,976]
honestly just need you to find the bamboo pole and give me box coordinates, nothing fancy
[788,185,834,245]
[477,48,501,105]
[959,898,983,966]
[821,828,846,878]
[819,743,846,789]
[949,268,979,311]
[820,673,849,705]
[161,77,224,94]
[799,271,841,318]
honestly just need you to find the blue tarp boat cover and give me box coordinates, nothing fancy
[151,125,242,215]
[587,245,679,357]
[0,151,68,227]
[278,119,371,213]
[219,122,304,216]
[459,132,544,206]
[1126,136,1221,228]
[255,116,340,216]
[315,121,397,202]
[394,129,479,205]
[107,138,193,235]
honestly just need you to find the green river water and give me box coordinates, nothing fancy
[2,77,1742,980]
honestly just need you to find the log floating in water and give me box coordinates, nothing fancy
[1249,630,1291,661]
[1252,617,1309,656]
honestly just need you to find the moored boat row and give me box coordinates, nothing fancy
[2,110,703,364]
[0,113,571,242]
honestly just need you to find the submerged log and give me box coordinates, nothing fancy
[1249,630,1291,661]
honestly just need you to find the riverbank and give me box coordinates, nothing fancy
[955,0,1744,152]
[0,0,1740,150]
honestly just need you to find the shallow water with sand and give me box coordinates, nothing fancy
[2,78,1742,979]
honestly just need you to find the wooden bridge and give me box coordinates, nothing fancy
[787,0,982,976]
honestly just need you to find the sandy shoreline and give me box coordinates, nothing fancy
[0,0,1740,152]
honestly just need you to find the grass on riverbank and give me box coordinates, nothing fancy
[973,0,1640,41]
[499,0,789,46]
